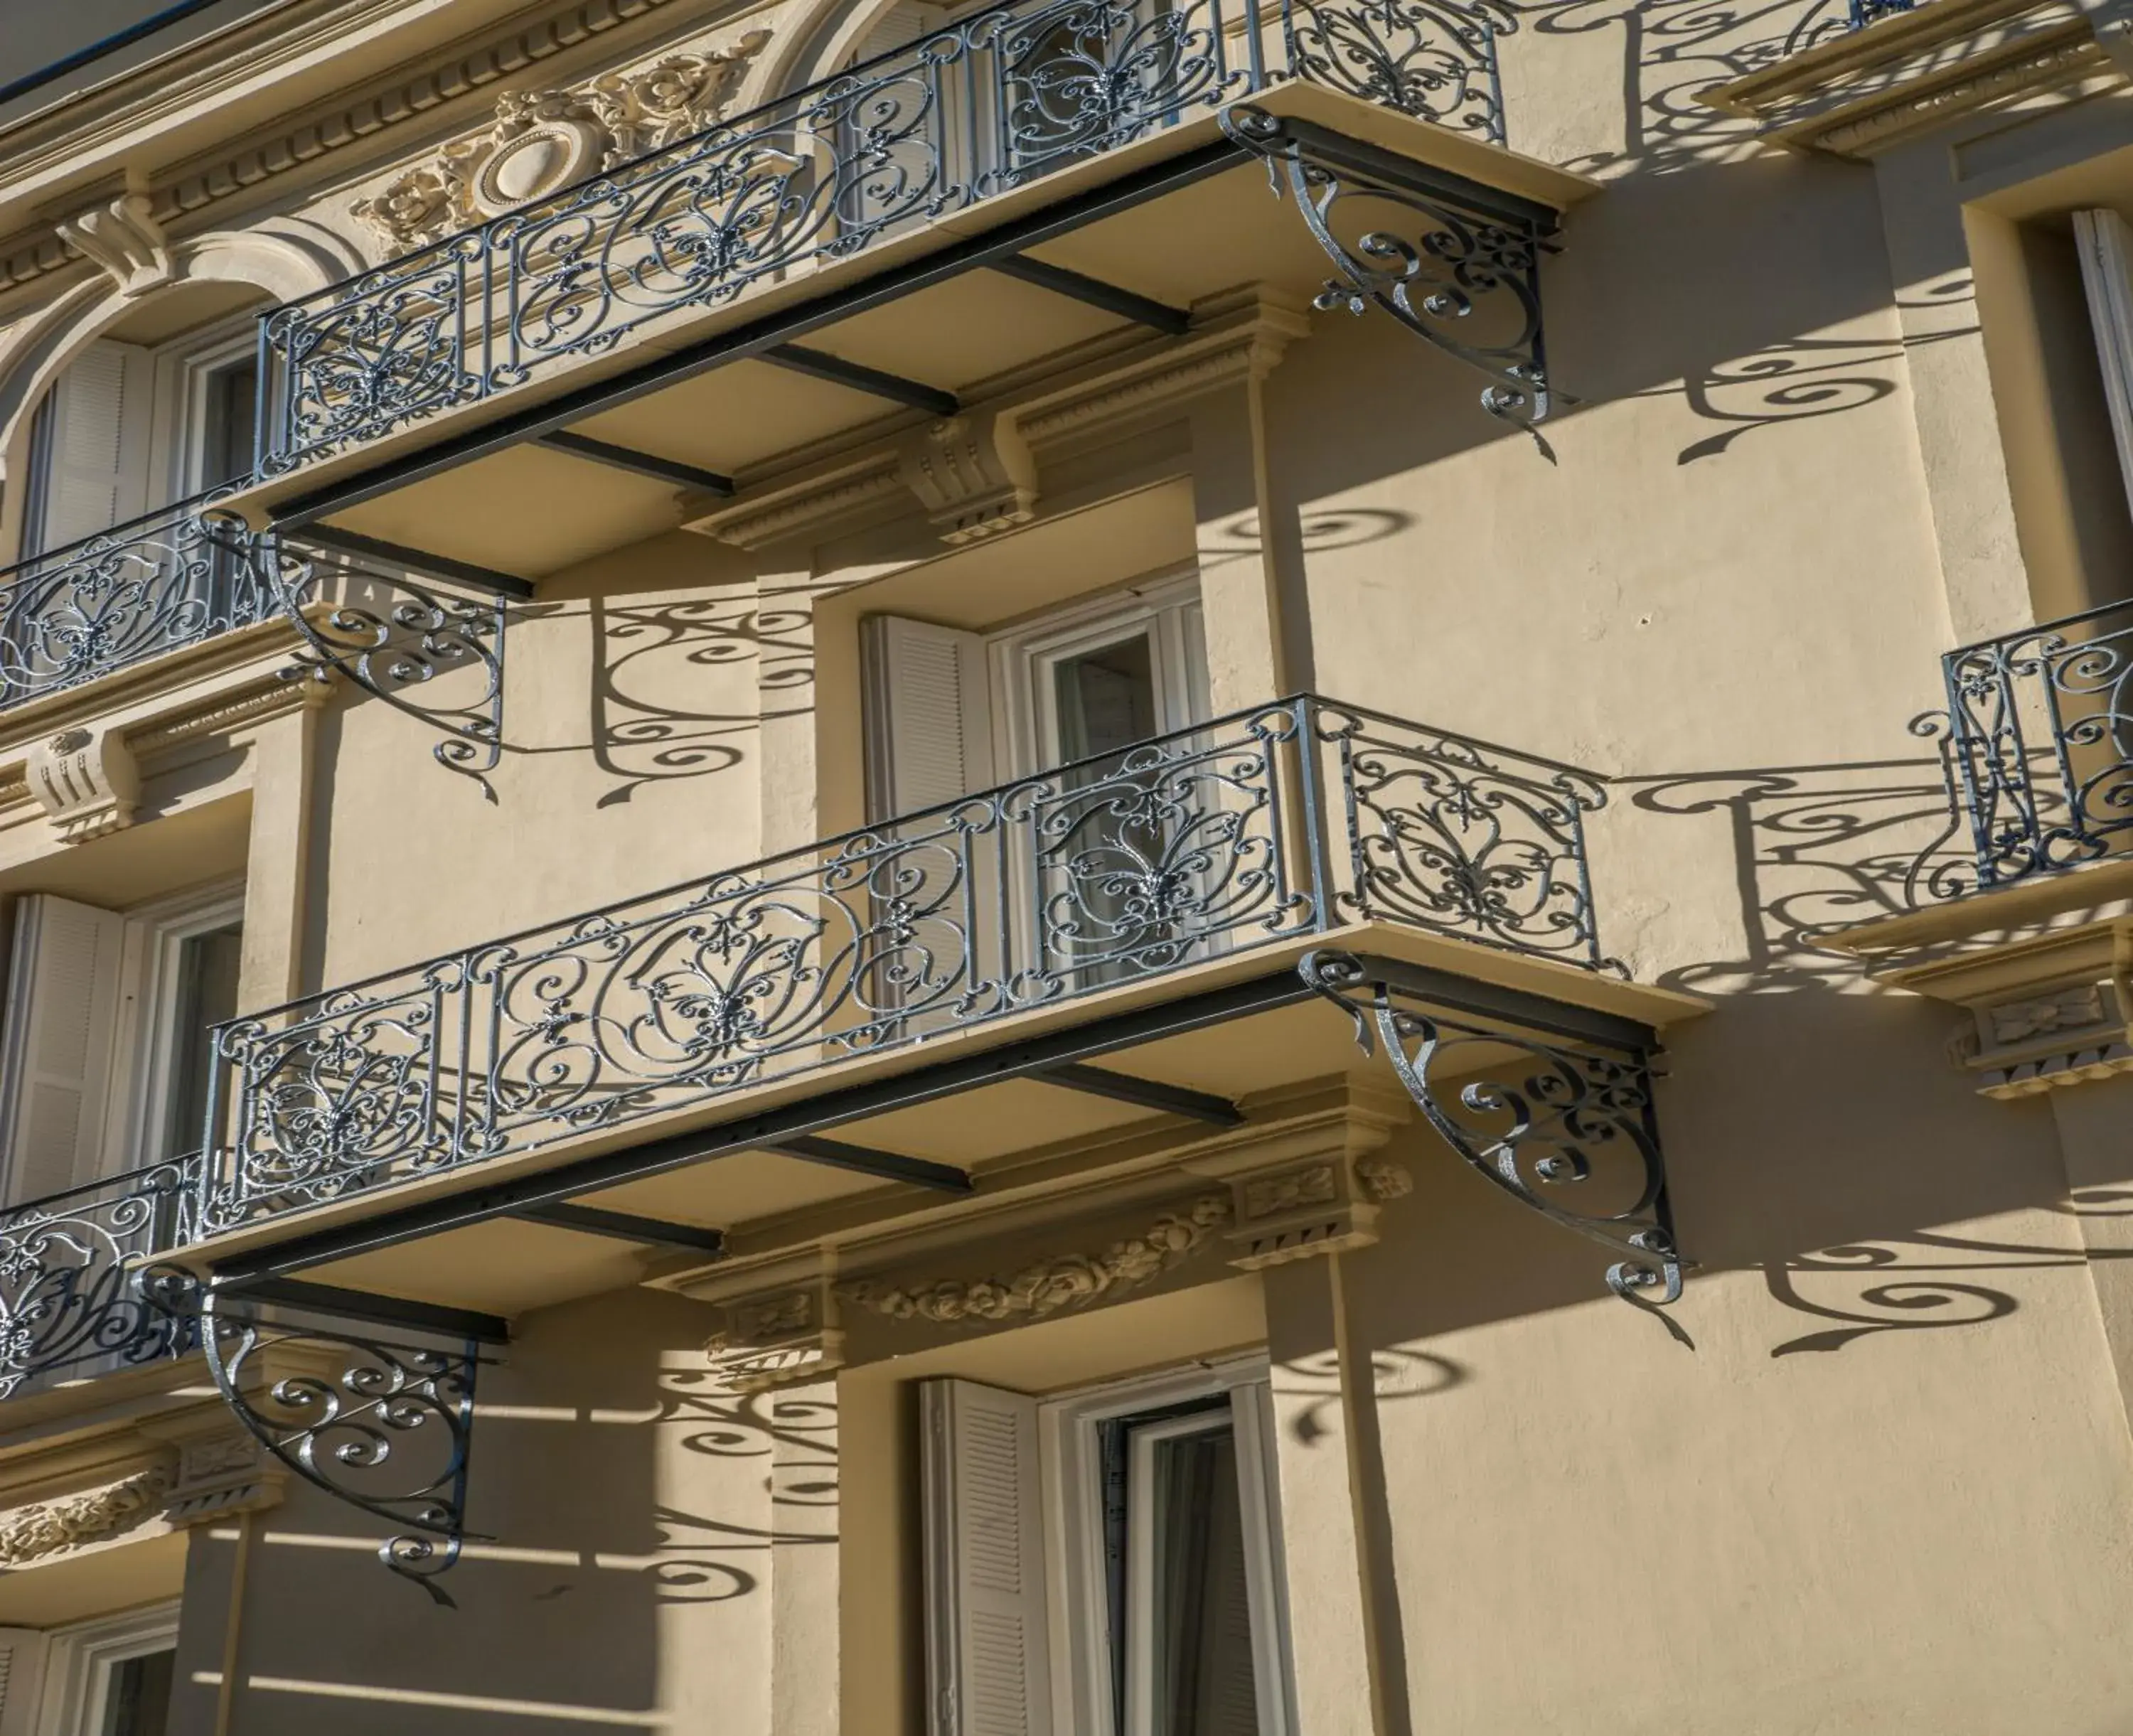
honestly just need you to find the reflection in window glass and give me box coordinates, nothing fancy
[100,1646,174,1736]
[1140,1421,1259,1736]
[1053,631,1158,768]
[163,921,242,1159]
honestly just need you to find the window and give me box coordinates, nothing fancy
[21,314,260,558]
[0,1604,178,1736]
[862,573,1208,819]
[921,1360,1295,1736]
[0,884,243,1206]
[862,577,1210,994]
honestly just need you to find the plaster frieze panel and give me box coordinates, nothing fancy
[0,0,769,297]
[351,31,773,257]
[0,1465,172,1565]
[840,1194,1236,1327]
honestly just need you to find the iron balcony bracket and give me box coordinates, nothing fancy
[1221,106,1559,438]
[143,1270,496,1606]
[1299,950,1687,1316]
[224,520,515,800]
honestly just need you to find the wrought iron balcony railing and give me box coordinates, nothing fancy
[193,696,1608,1236]
[0,1160,196,1398]
[1932,597,2133,896]
[257,0,1513,472]
[0,494,273,708]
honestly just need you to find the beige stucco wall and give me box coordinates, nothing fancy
[11,0,2133,1730]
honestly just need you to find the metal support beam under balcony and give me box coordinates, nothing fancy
[761,345,960,416]
[990,257,1190,333]
[533,432,734,495]
[511,1202,729,1253]
[1035,1063,1241,1124]
[287,525,535,599]
[212,1275,513,1344]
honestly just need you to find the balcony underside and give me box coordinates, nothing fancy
[223,82,1596,580]
[166,918,1701,1324]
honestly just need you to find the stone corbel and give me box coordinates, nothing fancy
[57,193,172,296]
[702,1263,844,1395]
[1866,917,2133,1098]
[1221,1152,1412,1270]
[28,724,139,842]
[897,410,1037,544]
[144,1416,289,1527]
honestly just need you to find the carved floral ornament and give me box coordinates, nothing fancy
[352,30,772,256]
[692,1145,1412,1392]
[0,1467,171,1565]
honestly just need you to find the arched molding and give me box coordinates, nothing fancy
[749,0,943,105]
[0,220,365,562]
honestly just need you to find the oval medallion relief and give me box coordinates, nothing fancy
[469,119,604,218]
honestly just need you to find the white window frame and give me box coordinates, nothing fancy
[107,880,246,1176]
[147,316,260,504]
[1038,1356,1296,1736]
[33,1602,179,1736]
[986,569,1209,782]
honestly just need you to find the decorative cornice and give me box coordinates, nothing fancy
[0,0,741,296]
[127,670,323,756]
[0,1465,171,1565]
[1699,0,2111,157]
[841,1194,1235,1324]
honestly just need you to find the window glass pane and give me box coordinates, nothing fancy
[1123,1414,1261,1736]
[164,921,242,1159]
[201,360,259,490]
[1053,632,1157,766]
[100,1646,174,1736]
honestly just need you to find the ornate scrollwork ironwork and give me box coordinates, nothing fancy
[264,0,1512,468]
[0,1163,194,1396]
[1315,702,1607,964]
[1914,597,2133,899]
[1221,105,1556,436]
[0,497,272,707]
[1288,0,1512,135]
[259,533,509,800]
[144,1272,480,1604]
[1300,950,1686,1320]
[195,697,1611,1234]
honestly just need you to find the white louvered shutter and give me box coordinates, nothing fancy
[922,1378,1052,1736]
[2076,208,2133,526]
[33,341,154,554]
[0,1627,50,1736]
[863,615,997,822]
[0,894,128,1205]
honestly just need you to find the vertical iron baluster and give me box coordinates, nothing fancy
[1941,643,2001,891]
[2038,633,2090,862]
[1293,696,1330,932]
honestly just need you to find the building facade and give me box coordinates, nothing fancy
[0,0,2130,1727]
